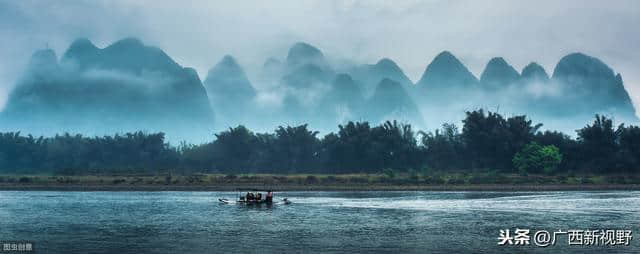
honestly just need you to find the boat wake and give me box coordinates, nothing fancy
[290,191,640,215]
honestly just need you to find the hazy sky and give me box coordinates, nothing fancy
[0,0,638,113]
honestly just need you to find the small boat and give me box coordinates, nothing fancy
[219,189,291,205]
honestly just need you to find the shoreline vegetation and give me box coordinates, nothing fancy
[2,112,640,190]
[2,173,640,191]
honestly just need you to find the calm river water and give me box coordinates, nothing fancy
[0,191,638,253]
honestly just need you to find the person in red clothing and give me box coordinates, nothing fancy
[266,190,273,203]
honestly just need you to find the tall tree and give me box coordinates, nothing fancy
[211,126,258,173]
[576,115,618,172]
[273,125,320,173]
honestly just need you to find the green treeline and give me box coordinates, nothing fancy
[1,110,639,175]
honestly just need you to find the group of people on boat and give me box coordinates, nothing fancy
[243,190,273,203]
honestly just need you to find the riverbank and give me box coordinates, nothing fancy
[1,183,640,191]
[1,173,640,191]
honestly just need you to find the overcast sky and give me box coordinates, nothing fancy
[0,0,638,113]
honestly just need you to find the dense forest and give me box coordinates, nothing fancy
[1,110,639,175]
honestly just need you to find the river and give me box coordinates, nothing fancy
[0,191,638,253]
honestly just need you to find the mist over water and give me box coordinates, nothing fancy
[1,191,638,253]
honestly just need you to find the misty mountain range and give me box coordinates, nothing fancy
[1,38,637,142]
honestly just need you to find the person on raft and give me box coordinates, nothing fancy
[266,191,273,202]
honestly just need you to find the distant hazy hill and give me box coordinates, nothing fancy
[550,53,637,120]
[412,50,637,130]
[204,55,256,127]
[1,38,214,141]
[314,73,365,127]
[415,51,479,104]
[520,62,550,83]
[286,42,331,71]
[367,78,423,126]
[281,42,333,89]
[417,51,478,91]
[349,58,413,98]
[480,57,520,90]
[1,38,637,141]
